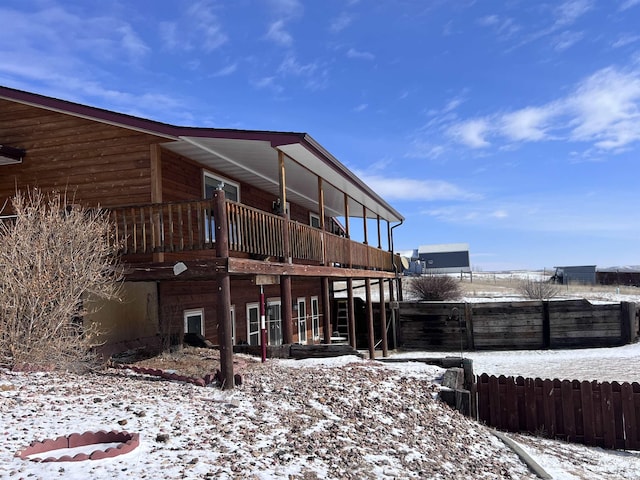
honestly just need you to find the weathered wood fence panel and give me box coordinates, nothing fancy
[549,299,622,348]
[472,301,543,350]
[476,374,640,450]
[397,302,467,350]
[398,300,637,350]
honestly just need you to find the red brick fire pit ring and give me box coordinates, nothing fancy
[15,430,140,462]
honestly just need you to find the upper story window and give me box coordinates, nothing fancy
[204,172,240,202]
[310,212,321,228]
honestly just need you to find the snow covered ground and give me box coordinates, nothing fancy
[1,273,639,479]
[2,345,640,479]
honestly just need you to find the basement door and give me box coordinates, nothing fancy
[267,300,283,346]
[297,297,307,344]
[247,303,260,346]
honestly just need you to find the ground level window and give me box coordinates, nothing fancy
[184,308,204,336]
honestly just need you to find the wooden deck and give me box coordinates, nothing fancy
[108,195,400,276]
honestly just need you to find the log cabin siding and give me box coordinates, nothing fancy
[0,99,167,209]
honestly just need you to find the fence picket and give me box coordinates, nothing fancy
[621,382,638,449]
[580,381,595,446]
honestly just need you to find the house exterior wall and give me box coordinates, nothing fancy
[0,99,165,209]
[86,282,159,345]
[157,277,324,345]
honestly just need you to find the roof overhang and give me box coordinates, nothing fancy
[0,85,403,223]
[162,133,403,222]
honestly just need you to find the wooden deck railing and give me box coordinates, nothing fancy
[109,198,397,272]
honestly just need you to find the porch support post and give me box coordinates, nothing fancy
[278,151,294,344]
[281,276,293,344]
[378,278,388,357]
[365,278,375,359]
[377,215,382,249]
[344,193,351,267]
[347,278,356,349]
[362,205,368,245]
[278,151,291,263]
[213,189,234,390]
[321,277,332,344]
[388,278,397,350]
[318,177,326,264]
[150,144,164,263]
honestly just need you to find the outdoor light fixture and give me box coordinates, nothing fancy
[0,145,25,165]
[173,262,187,276]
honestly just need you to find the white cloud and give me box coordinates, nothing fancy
[357,174,480,201]
[212,63,237,77]
[554,0,594,26]
[187,1,228,52]
[266,19,293,46]
[567,67,640,149]
[330,12,352,33]
[346,48,375,61]
[619,0,640,10]
[477,14,519,39]
[160,1,227,52]
[277,54,328,90]
[420,192,640,238]
[477,15,499,27]
[251,76,284,93]
[612,34,640,48]
[552,30,584,51]
[267,0,303,17]
[117,24,150,58]
[353,103,368,112]
[441,66,640,152]
[405,141,446,160]
[448,119,491,148]
[500,106,557,142]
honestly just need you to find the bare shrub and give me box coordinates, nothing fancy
[516,278,560,300]
[0,189,122,370]
[407,274,462,301]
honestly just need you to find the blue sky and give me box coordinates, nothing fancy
[2,0,640,271]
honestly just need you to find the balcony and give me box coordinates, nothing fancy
[108,196,400,275]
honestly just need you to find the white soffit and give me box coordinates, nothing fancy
[167,136,401,222]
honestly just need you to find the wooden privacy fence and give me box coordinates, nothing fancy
[398,300,637,350]
[476,373,640,450]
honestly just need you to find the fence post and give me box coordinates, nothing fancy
[542,301,551,349]
[621,302,636,344]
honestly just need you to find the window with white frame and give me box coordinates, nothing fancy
[204,172,239,202]
[184,308,204,336]
[310,212,321,228]
[203,172,240,243]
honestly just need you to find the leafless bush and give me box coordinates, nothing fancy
[516,278,560,300]
[0,189,122,371]
[407,274,462,301]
